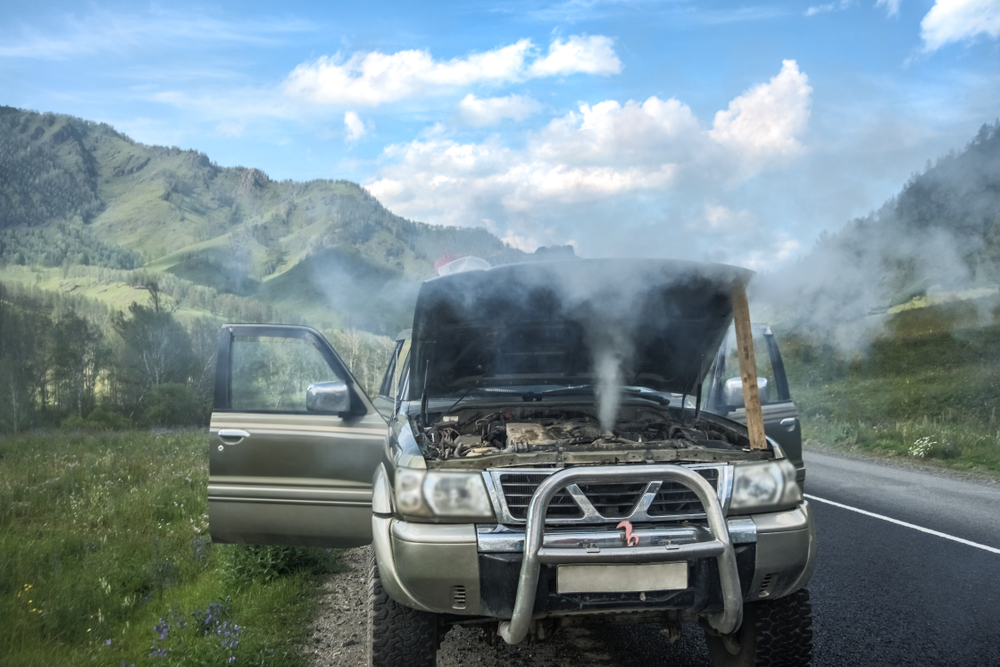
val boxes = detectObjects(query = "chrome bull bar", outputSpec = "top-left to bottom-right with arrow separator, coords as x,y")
497,464 -> 742,644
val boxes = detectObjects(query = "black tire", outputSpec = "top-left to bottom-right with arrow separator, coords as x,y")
368,551 -> 439,667
704,588 -> 813,667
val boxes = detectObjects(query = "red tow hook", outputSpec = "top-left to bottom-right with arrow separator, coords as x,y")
617,520 -> 639,547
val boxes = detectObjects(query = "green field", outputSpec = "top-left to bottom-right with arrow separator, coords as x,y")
0,430 -> 338,667
783,296 -> 1000,476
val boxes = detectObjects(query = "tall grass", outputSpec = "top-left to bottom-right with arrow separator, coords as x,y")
782,298 -> 1000,475
0,430 -> 337,666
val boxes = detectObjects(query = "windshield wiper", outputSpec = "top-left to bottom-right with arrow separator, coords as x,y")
622,387 -> 671,406
520,385 -> 594,402
439,384 -> 670,407
520,385 -> 669,406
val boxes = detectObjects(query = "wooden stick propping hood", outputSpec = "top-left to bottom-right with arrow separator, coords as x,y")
730,282 -> 768,451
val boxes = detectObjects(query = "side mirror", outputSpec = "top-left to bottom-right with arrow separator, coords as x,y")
723,377 -> 769,409
307,381 -> 351,414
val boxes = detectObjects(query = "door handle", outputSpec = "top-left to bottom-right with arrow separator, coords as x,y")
218,429 -> 250,443
779,418 -> 797,432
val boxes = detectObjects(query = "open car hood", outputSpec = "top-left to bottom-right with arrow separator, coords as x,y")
408,259 -> 753,400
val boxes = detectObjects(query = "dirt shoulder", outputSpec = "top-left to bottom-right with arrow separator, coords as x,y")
301,546 -> 712,667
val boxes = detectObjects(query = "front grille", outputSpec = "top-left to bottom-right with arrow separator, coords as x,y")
576,482 -> 647,518
499,473 -> 582,519
649,468 -> 720,516
494,466 -> 722,524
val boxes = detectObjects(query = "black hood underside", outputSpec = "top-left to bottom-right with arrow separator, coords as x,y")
409,259 -> 753,400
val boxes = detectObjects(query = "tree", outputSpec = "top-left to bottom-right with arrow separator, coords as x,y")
110,301 -> 196,418
48,311 -> 104,417
0,285 -> 51,432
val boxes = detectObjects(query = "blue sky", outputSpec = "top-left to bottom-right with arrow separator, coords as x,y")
2,0 -> 998,268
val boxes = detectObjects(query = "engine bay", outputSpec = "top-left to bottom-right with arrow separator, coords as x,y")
416,404 -> 750,460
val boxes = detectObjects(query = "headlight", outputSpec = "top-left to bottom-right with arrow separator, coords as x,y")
393,469 -> 495,520
729,459 -> 802,513
424,472 -> 494,517
395,469 -> 429,516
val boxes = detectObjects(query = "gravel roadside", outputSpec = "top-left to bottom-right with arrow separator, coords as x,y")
301,546 -> 713,667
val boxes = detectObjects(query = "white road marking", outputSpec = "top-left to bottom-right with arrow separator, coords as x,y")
805,494 -> 1000,555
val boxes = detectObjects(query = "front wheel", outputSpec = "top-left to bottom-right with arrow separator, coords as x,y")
704,588 -> 813,667
368,551 -> 440,667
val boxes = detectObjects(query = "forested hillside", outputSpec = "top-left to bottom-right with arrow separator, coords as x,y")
0,106 -> 524,331
0,106 -> 532,433
760,120 -> 1000,334
3,106 -> 998,436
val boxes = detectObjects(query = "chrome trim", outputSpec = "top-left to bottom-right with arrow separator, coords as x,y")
371,465 -> 392,516
207,484 -> 370,505
718,464 -> 734,514
476,517 -> 757,553
726,517 -> 757,544
496,465 -> 742,645
483,463 -> 731,526
564,484 -> 603,522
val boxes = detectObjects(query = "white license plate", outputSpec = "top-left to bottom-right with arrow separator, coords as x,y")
556,562 -> 689,594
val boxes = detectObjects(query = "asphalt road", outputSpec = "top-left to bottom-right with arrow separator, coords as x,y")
803,449 -> 1000,667
431,448 -> 1000,666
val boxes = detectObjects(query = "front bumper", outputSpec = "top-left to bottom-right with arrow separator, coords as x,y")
371,466 -> 816,644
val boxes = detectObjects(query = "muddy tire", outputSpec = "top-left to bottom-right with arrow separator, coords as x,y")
704,588 -> 813,667
368,551 -> 439,667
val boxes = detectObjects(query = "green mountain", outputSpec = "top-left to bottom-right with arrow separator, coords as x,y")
0,106 -> 526,333
4,105 -> 998,337
759,120 -> 1000,333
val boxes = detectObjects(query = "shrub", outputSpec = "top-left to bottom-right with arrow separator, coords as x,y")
60,405 -> 133,431
142,383 -> 207,427
222,545 -> 339,585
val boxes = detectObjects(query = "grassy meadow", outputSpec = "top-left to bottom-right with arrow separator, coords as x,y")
783,295 -> 1000,476
0,429 -> 338,667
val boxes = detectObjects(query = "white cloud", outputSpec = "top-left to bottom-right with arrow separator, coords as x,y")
216,119 -> 247,137
282,35 -> 621,107
709,60 -> 812,166
149,88 -> 293,122
366,61 -> 813,261
456,94 -> 541,126
921,0 -> 1000,51
806,3 -> 836,16
805,0 -> 852,16
344,111 -> 366,141
0,9 -> 314,60
526,35 -> 622,77
535,96 -> 702,166
875,0 -> 902,17
698,204 -> 757,233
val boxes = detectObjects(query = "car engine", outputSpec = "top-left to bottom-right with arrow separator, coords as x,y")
418,405 -> 748,460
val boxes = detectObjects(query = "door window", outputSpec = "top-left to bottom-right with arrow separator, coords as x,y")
377,337 -> 411,400
231,334 -> 344,412
706,328 -> 791,410
722,333 -> 780,403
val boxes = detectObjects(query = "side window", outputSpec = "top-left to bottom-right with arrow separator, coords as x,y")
377,344 -> 399,398
717,330 -> 789,407
393,339 -> 411,398
231,334 -> 343,412
378,338 -> 411,400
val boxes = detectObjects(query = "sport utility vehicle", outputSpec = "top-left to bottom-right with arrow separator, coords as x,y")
208,258 -> 816,667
